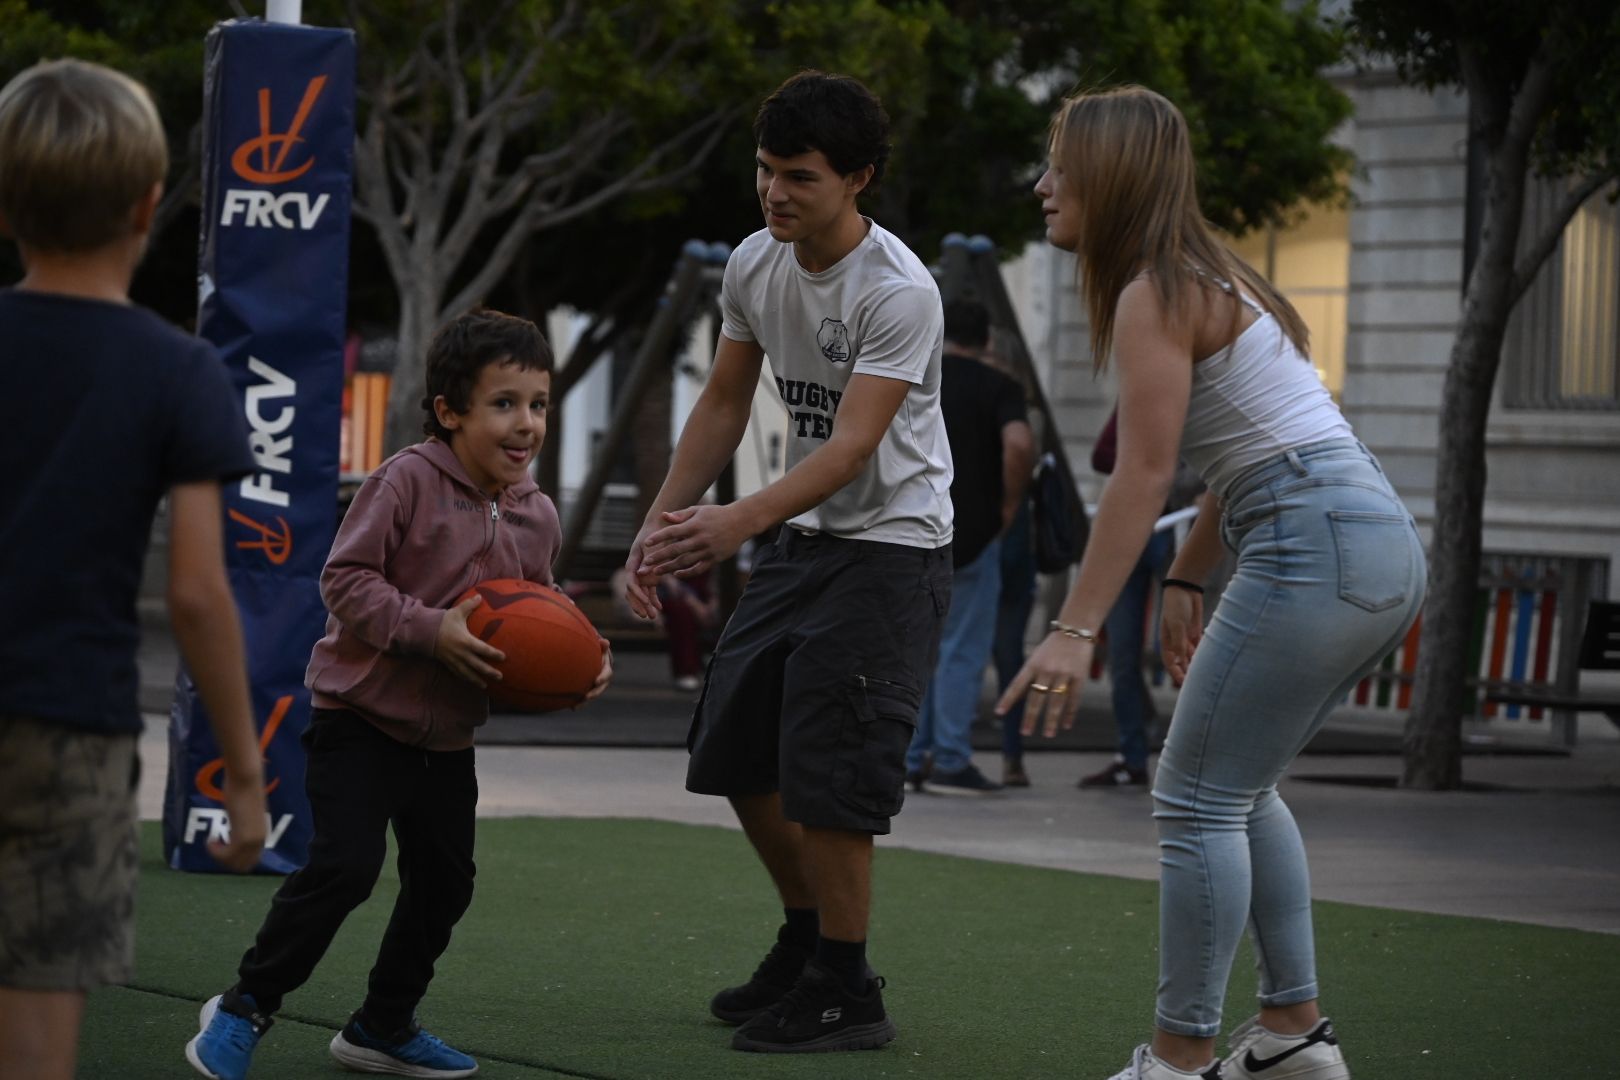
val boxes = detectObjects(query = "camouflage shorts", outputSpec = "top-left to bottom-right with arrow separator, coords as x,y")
0,715 -> 139,991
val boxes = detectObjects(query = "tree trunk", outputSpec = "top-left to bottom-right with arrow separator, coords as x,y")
1392,29 -> 1620,787
1401,81 -> 1532,787
385,287 -> 439,454
1401,319 -> 1502,787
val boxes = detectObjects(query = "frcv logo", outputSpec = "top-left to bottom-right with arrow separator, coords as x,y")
220,75 -> 332,230
185,694 -> 297,851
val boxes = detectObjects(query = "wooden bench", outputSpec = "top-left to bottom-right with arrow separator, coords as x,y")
1484,600 -> 1620,730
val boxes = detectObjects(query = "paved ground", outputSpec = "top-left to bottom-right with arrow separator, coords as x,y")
137,617 -> 1620,935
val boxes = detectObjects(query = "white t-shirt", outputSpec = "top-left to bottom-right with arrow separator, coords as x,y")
720,220 -> 953,548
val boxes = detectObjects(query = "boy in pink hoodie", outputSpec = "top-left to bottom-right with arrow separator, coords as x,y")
187,309 -> 612,1080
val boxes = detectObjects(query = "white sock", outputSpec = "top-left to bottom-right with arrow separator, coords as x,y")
1148,1049 -> 1215,1077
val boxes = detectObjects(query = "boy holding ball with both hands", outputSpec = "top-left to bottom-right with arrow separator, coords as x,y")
187,311 -> 611,1080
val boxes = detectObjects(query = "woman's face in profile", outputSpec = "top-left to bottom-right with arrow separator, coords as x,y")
1033,161 -> 1081,252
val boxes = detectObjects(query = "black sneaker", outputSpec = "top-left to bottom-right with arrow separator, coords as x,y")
709,940 -> 810,1024
1079,759 -> 1148,788
923,764 -> 1002,795
731,959 -> 897,1053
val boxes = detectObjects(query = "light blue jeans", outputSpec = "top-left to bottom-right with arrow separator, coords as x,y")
908,537 -> 1002,776
1152,441 -> 1425,1037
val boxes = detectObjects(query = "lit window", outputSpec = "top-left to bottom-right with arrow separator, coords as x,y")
1503,183 -> 1620,410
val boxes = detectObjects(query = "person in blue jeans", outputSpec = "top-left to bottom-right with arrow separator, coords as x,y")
995,497 -> 1037,786
1003,86 -> 1425,1080
907,299 -> 1035,795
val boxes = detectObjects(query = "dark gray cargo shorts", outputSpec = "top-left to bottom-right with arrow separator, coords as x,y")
685,528 -> 951,834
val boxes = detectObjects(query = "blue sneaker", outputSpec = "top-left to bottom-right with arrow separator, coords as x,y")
329,1015 -> 478,1077
185,992 -> 272,1080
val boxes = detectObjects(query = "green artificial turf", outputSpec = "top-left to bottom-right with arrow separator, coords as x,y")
80,818 -> 1616,1079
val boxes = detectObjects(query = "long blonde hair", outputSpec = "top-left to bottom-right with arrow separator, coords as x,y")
1049,86 -> 1308,370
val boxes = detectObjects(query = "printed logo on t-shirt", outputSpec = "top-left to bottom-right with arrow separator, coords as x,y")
817,317 -> 851,363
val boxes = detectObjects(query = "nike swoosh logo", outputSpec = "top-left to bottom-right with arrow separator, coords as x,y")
1244,1024 -> 1334,1072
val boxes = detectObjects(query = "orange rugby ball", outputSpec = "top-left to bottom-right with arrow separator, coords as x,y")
457,578 -> 603,712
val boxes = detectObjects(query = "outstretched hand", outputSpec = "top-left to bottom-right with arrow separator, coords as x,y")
994,632 -> 1094,739
623,525 -> 665,621
640,505 -> 750,580
435,594 -> 506,686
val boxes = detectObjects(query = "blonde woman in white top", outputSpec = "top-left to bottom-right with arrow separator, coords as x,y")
1000,86 -> 1425,1080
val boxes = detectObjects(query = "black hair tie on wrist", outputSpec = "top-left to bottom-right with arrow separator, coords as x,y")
1162,577 -> 1205,595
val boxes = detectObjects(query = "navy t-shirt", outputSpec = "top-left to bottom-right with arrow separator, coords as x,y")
0,289 -> 254,733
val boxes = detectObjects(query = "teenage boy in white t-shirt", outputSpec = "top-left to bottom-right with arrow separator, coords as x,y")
624,70 -> 953,1055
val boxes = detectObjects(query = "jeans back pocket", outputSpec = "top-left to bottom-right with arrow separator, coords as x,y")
1326,510 -> 1417,613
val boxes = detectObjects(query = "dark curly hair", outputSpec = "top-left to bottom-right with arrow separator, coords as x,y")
421,309 -> 552,440
753,70 -> 890,186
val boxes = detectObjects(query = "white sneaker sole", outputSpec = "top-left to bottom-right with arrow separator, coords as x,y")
183,996 -> 224,1079
328,1031 -> 479,1077
1227,1057 -> 1350,1080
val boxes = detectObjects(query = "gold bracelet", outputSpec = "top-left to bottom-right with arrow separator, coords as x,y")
1048,620 -> 1097,642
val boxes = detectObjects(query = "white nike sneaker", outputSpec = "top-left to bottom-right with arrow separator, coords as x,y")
1106,1044 -> 1223,1080
1222,1017 -> 1349,1079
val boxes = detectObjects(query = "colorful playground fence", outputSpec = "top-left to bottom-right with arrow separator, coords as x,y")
1351,552 -> 1609,743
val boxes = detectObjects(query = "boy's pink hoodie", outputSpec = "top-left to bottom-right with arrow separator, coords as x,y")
305,439 -> 561,750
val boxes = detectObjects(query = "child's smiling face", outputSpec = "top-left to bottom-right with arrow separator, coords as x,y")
435,359 -> 550,498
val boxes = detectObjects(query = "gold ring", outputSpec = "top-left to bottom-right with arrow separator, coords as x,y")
1030,683 -> 1050,693
1049,684 -> 1069,695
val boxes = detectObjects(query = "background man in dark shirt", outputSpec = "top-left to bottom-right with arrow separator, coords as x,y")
906,299 -> 1035,794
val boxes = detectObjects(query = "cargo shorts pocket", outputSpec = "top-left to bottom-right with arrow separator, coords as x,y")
1327,510 -> 1417,614
832,675 -> 919,818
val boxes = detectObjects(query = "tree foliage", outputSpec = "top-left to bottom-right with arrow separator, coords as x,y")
524,0 -> 1354,394
2,0 -> 1355,442
0,0 -> 226,300
1353,0 -> 1620,180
